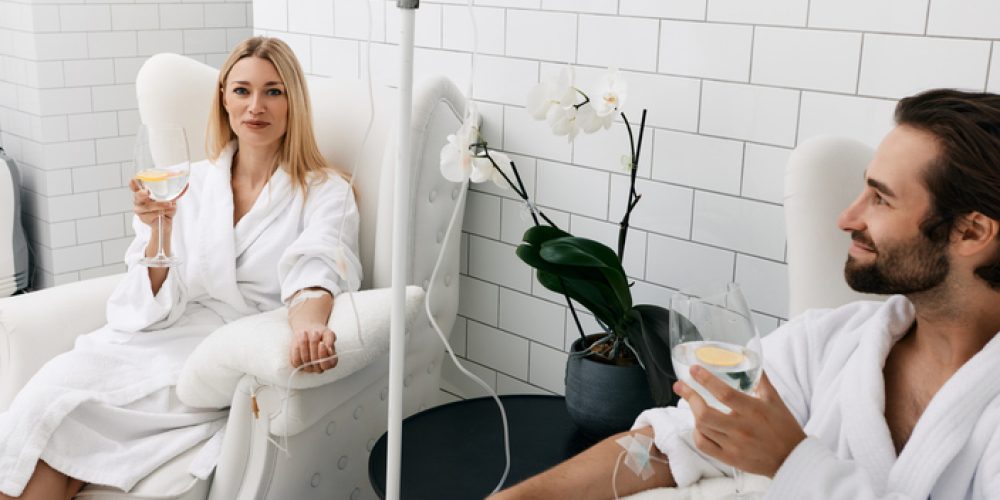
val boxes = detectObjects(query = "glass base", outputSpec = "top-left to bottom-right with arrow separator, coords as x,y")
138,255 -> 181,268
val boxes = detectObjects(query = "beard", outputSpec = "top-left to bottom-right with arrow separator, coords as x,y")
844,229 -> 950,295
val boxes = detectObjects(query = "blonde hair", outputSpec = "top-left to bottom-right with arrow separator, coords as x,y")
207,36 -> 344,197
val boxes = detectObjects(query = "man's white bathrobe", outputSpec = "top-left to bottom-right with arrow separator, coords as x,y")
635,295 -> 1000,499
0,142 -> 362,496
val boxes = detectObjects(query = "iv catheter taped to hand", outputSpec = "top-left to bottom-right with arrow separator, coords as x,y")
615,433 -> 657,480
289,289 -> 330,308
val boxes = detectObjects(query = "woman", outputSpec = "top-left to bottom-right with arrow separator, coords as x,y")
0,37 -> 361,499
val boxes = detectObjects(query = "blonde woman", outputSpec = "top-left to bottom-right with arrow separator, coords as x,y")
0,37 -> 361,499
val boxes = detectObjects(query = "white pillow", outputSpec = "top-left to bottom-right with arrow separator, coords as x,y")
177,286 -> 425,409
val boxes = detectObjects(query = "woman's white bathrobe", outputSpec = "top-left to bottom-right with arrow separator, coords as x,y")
635,295 -> 1000,499
0,143 -> 362,496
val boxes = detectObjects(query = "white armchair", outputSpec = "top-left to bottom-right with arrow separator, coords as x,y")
0,53 -> 469,500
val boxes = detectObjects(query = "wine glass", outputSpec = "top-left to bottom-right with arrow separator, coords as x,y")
133,123 -> 190,268
669,283 -> 763,500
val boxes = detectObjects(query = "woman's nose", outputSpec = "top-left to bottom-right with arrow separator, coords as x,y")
248,93 -> 264,114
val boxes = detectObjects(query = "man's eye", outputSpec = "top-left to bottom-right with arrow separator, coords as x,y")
873,192 -> 886,206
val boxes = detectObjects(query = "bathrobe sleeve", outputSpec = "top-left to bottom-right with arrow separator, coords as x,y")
633,303 -> 878,488
277,174 -> 362,304
105,215 -> 188,332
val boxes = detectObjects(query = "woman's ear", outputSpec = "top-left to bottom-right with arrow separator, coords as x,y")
953,212 -> 1000,257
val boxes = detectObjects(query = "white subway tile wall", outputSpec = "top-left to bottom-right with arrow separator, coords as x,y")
6,0 -> 1000,398
0,0 -> 252,283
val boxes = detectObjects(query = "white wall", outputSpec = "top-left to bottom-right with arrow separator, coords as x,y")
254,0 -> 1000,399
0,0 -> 252,289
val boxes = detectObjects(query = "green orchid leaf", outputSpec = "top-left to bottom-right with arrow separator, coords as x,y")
521,225 -> 571,246
627,305 -> 702,406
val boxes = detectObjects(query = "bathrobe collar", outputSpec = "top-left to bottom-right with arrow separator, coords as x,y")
840,295 -> 1000,498
198,141 -> 293,315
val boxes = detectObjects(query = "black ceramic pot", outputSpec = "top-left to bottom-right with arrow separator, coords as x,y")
564,334 -> 655,439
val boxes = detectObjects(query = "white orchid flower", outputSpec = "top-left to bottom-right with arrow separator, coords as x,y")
526,66 -> 577,120
588,68 -> 628,130
440,102 -> 512,186
547,104 -> 580,141
488,151 -> 513,189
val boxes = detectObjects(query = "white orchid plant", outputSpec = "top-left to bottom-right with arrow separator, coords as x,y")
440,67 -> 676,406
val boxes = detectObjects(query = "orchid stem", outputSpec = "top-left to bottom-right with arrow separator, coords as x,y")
616,109 -> 647,263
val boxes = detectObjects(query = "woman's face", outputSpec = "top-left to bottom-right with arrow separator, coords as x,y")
222,56 -> 289,151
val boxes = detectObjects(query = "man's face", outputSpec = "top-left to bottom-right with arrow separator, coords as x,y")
836,125 -> 951,295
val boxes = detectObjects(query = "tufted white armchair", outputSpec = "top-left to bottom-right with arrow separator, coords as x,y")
0,53 -> 468,499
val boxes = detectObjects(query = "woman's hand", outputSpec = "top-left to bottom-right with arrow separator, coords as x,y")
290,322 -> 338,373
674,367 -> 806,477
129,178 -> 187,231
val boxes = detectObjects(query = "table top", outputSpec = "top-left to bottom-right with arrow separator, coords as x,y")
369,394 -> 596,499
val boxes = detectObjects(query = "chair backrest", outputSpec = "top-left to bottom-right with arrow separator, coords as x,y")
784,135 -> 885,318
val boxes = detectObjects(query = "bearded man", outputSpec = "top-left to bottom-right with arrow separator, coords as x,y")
491,88 -> 1000,500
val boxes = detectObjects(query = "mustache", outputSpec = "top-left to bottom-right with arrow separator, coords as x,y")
851,230 -> 876,250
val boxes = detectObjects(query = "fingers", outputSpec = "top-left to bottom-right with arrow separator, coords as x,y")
290,335 -> 304,368
675,380 -> 730,436
756,371 -> 778,402
320,329 -> 338,370
308,331 -> 321,371
691,365 -> 753,413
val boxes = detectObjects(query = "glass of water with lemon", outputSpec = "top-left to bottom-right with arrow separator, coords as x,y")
670,283 -> 763,499
133,124 -> 190,267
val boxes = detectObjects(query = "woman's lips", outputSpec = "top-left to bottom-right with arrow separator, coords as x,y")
244,120 -> 269,129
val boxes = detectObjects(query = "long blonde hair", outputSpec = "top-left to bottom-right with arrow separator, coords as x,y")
207,36 -> 343,196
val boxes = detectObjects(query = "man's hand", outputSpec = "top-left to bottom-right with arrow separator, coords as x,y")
674,367 -> 806,477
290,322 -> 338,373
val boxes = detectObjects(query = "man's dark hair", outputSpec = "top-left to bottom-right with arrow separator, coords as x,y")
895,88 -> 1000,288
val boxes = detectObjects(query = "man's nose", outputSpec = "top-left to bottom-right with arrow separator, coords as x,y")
837,194 -> 865,233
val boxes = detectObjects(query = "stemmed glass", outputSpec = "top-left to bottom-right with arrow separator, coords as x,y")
669,283 -> 764,500
133,123 -> 190,268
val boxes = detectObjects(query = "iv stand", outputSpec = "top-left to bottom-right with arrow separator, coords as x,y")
388,1 -> 418,499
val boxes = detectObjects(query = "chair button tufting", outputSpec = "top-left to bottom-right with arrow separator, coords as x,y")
351,488 -> 362,500
325,420 -> 337,436
338,456 -> 349,470
311,473 -> 321,487
353,406 -> 364,420
429,189 -> 437,202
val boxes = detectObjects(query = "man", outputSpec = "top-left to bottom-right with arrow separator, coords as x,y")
491,89 -> 1000,500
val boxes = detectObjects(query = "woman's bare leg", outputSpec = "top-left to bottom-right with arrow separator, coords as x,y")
488,427 -> 675,500
0,460 -> 85,500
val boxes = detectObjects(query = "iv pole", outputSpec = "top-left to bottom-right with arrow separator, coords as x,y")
388,1 -> 418,499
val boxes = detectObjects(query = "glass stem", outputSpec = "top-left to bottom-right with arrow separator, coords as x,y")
156,212 -> 166,259
733,466 -> 745,496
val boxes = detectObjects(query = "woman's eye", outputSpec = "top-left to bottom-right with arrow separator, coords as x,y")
267,88 -> 284,96
233,87 -> 248,95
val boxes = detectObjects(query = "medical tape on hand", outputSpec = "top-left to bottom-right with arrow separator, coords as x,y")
289,289 -> 329,309
615,433 -> 656,481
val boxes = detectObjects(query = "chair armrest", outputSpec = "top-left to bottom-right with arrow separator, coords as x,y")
0,274 -> 123,411
177,286 -> 425,410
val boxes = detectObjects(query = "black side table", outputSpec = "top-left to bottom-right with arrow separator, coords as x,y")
369,394 -> 597,499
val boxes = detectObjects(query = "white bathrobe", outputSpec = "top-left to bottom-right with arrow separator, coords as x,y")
634,295 -> 1000,499
0,142 -> 362,496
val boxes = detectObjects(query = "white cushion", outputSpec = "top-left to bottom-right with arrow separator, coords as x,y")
176,286 -> 424,409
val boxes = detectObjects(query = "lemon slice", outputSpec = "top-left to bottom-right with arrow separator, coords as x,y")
695,345 -> 745,367
135,169 -> 169,182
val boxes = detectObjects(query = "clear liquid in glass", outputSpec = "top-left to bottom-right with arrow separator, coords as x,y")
672,340 -> 762,413
135,167 -> 189,201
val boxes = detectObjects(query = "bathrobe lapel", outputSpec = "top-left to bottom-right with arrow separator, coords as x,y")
838,297 -> 915,492
232,167 -> 293,259
887,331 -> 1000,498
197,144 -> 250,313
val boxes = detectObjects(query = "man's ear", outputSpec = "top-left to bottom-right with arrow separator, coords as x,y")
953,212 -> 1000,256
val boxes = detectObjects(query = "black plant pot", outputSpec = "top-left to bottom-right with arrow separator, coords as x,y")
564,335 -> 655,440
